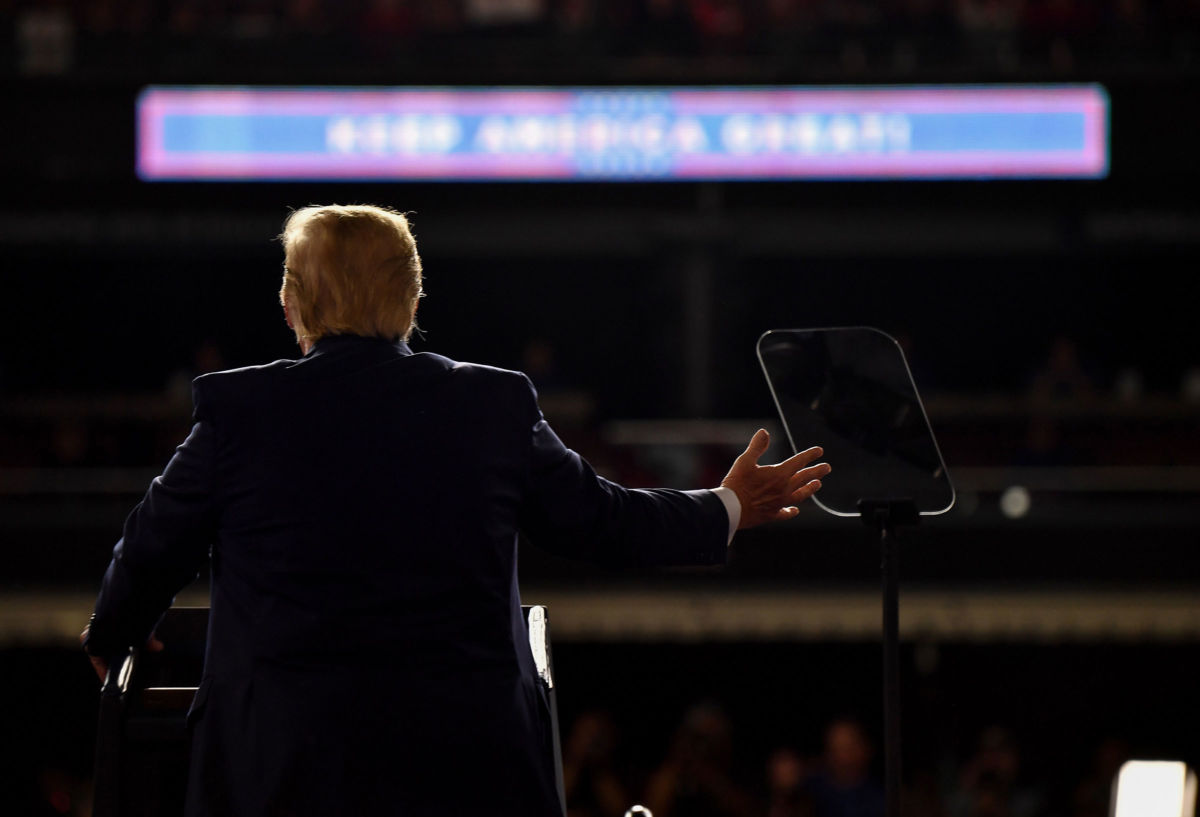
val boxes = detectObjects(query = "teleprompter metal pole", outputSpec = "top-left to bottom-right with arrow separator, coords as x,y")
881,521 -> 901,817
859,499 -> 918,817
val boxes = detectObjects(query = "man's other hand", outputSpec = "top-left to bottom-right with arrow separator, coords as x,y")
720,429 -> 830,530
80,625 -> 164,683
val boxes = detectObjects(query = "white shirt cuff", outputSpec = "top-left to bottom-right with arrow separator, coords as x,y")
711,486 -> 741,546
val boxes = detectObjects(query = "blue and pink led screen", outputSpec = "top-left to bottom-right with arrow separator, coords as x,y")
138,85 -> 1109,182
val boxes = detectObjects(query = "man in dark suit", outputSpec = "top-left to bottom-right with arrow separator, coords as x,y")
83,204 -> 830,817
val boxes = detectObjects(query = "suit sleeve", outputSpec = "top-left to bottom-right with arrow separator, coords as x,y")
83,380 -> 219,656
515,375 -> 728,569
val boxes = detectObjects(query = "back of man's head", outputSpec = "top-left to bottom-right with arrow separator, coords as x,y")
279,204 -> 423,344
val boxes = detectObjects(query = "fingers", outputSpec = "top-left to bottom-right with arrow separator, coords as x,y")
774,459 -> 828,510
735,429 -> 771,467
90,655 -> 108,683
778,445 -> 824,471
790,479 -> 823,502
724,434 -> 829,529
80,626 -> 106,683
739,434 -> 825,476
772,506 -> 800,522
770,479 -> 822,518
147,634 -> 165,652
750,479 -> 824,527
787,462 -> 831,488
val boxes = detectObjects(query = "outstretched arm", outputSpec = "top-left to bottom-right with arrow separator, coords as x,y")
82,386 -> 218,679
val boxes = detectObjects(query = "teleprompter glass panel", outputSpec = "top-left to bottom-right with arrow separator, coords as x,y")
758,327 -> 954,517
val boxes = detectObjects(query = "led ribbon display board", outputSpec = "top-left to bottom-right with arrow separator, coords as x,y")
138,85 -> 1109,181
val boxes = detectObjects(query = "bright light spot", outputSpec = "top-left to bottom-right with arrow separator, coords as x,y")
999,485 -> 1031,519
1113,761 -> 1197,817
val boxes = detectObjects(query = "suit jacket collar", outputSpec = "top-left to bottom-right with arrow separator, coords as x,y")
307,334 -> 413,359
286,334 -> 452,386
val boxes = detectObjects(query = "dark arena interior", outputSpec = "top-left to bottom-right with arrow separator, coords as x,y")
3,2 -> 1200,816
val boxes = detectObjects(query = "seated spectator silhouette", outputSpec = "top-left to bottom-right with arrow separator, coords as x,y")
802,717 -> 884,817
948,726 -> 1046,817
1028,336 -> 1097,403
563,710 -> 631,817
765,746 -> 815,817
643,701 -> 758,817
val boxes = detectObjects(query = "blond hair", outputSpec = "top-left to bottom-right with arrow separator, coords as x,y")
279,204 -> 423,343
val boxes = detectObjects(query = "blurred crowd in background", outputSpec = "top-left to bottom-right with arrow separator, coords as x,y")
8,0 -> 1200,79
2,331 -> 1197,481
559,706 -> 1127,817
12,695 -> 1136,817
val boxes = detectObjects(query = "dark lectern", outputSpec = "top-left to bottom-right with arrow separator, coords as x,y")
92,605 -> 566,817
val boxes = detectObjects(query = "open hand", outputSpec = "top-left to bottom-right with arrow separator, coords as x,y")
720,429 -> 830,530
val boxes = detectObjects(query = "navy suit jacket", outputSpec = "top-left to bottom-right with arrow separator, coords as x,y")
86,335 -> 729,817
